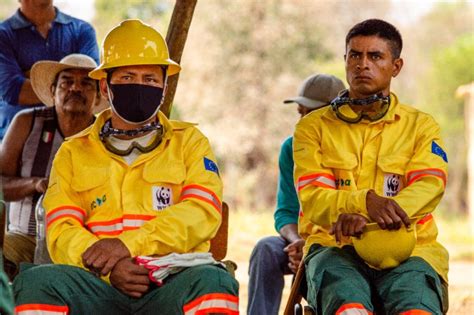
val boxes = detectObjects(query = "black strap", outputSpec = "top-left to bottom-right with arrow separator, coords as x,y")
31,108 -> 57,178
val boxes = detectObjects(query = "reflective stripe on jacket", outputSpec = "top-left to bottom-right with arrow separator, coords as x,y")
43,110 -> 223,271
294,93 -> 449,282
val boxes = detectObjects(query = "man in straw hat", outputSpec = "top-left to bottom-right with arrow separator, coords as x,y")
13,19 -> 238,314
247,74 -> 344,315
0,53 -> 105,280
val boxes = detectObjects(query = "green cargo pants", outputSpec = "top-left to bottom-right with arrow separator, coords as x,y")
13,263 -> 239,314
305,244 -> 447,315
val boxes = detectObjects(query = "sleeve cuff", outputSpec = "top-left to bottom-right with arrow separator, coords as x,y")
118,230 -> 144,257
346,189 -> 370,219
275,214 -> 299,232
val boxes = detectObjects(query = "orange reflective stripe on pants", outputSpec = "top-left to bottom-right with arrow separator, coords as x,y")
15,304 -> 68,315
399,310 -> 432,315
335,303 -> 373,315
183,293 -> 239,315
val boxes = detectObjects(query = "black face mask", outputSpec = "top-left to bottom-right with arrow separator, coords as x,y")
107,84 -> 164,124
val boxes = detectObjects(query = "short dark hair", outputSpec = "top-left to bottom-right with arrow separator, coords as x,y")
345,19 -> 403,59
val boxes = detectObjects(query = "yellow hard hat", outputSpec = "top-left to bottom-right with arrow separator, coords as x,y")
352,223 -> 417,269
89,19 -> 181,80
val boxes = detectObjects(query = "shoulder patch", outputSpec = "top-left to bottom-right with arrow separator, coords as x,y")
204,157 -> 219,175
431,141 -> 448,163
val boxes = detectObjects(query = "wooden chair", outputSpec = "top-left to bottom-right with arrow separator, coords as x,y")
209,202 -> 229,261
284,261 -> 315,315
209,202 -> 237,276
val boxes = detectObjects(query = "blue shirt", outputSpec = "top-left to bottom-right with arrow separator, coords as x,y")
0,8 -> 99,139
274,136 -> 300,232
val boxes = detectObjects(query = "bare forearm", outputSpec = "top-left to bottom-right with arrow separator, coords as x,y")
2,176 -> 42,201
18,80 -> 41,105
279,223 -> 301,243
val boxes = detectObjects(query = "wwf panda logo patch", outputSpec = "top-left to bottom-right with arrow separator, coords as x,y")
383,174 -> 404,197
152,186 -> 173,211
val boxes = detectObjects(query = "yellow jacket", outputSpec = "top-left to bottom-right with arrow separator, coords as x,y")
44,110 -> 223,270
294,93 -> 449,282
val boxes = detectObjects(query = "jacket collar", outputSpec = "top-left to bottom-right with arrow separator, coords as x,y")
9,7 -> 72,30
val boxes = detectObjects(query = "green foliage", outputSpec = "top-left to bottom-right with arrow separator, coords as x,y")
427,33 -> 474,131
411,2 -> 474,216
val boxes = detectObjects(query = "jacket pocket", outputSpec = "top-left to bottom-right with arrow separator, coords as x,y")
377,155 -> 410,197
321,151 -> 357,170
321,151 -> 357,190
377,155 -> 410,175
143,160 -> 186,211
142,160 -> 186,184
71,167 -> 109,192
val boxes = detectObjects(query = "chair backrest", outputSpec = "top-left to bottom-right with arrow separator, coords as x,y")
209,202 -> 228,261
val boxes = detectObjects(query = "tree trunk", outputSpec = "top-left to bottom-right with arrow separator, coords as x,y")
457,83 -> 474,230
161,0 -> 198,118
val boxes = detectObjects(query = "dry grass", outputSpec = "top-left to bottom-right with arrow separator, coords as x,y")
226,208 -> 474,314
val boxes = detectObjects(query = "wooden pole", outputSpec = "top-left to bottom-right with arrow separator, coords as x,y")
457,83 -> 474,233
161,0 -> 198,118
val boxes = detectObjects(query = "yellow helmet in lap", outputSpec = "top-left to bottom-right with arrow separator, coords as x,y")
89,19 -> 181,80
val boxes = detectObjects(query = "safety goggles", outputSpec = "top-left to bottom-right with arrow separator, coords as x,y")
331,91 -> 391,123
99,119 -> 164,156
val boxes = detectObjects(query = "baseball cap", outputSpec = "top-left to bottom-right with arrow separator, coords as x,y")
284,74 -> 345,109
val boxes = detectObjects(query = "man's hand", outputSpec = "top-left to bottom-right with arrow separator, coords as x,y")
366,190 -> 410,230
110,258 -> 150,298
82,238 -> 131,276
330,213 -> 368,244
283,238 -> 305,273
35,177 -> 48,194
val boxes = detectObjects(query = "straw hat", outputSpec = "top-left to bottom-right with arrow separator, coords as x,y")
31,54 -> 108,110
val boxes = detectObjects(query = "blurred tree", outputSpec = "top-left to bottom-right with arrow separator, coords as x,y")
176,0 -> 390,210
410,1 -> 474,216
398,0 -> 474,106
421,33 -> 474,215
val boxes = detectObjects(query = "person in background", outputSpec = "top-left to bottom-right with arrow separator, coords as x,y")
247,74 -> 345,315
294,19 -> 449,314
0,54 -> 105,279
13,19 -> 238,314
0,0 -> 99,140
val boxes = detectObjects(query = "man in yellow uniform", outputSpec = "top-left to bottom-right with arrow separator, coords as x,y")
13,19 -> 238,315
294,19 -> 448,314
